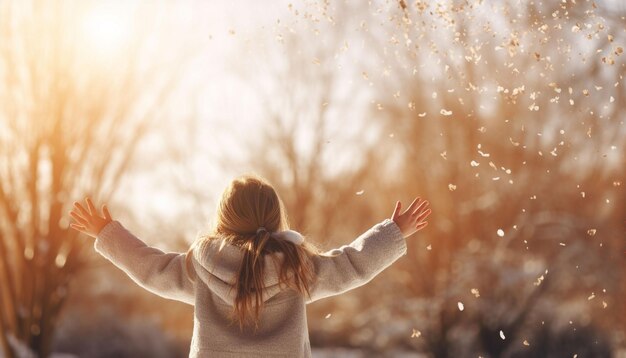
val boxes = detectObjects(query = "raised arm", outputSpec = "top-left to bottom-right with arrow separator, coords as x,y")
305,197 -> 430,304
69,198 -> 196,305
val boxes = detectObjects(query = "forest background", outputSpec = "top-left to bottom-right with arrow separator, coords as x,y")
0,0 -> 624,357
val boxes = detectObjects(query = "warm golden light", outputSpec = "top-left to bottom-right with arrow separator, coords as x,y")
80,4 -> 130,55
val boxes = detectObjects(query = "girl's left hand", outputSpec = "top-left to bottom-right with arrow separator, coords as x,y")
69,197 -> 113,238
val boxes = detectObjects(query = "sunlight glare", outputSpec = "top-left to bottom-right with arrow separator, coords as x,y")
80,4 -> 131,55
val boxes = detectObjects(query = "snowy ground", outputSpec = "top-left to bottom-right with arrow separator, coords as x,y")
311,348 -> 427,358
2,347 -> 424,358
1,350 -> 423,358
2,349 -> 626,357
311,349 -> 626,358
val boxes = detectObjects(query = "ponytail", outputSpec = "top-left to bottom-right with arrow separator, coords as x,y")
233,230 -> 272,331
232,229 -> 317,332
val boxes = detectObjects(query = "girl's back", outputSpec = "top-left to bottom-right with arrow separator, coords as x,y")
70,175 -> 431,357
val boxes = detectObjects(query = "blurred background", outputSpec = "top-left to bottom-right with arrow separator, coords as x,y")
0,0 -> 624,357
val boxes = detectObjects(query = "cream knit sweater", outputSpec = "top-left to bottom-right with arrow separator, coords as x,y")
95,218 -> 407,357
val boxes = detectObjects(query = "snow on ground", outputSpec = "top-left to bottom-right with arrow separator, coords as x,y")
311,348 -> 427,358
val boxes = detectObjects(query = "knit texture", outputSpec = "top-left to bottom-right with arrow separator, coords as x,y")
95,218 -> 407,357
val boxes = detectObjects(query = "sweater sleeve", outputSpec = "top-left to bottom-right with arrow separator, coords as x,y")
305,219 -> 407,304
94,221 -> 196,306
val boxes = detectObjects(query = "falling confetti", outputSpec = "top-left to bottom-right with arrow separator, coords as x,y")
283,0 -> 622,342
411,329 -> 421,338
471,288 -> 480,298
534,274 -> 545,286
500,330 -> 506,340
324,313 -> 332,319
356,190 -> 364,195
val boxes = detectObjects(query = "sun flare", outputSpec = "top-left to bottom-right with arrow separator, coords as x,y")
80,4 -> 131,55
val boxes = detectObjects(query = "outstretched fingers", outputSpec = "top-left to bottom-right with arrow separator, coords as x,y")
68,197 -> 113,238
70,211 -> 89,226
414,208 -> 431,223
404,197 -> 421,214
411,200 -> 429,217
391,196 -> 432,238
410,201 -> 431,231
392,201 -> 402,219
102,205 -> 112,221
70,223 -> 87,232
74,202 -> 91,218
86,197 -> 97,215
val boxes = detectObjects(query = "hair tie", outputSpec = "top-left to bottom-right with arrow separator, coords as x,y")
255,227 -> 304,245
270,230 -> 304,246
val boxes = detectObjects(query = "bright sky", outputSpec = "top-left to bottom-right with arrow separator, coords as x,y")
91,0 -> 385,242
97,0 -> 304,240
77,0 -> 625,244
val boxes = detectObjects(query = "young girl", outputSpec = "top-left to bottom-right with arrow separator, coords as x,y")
69,175 -> 431,358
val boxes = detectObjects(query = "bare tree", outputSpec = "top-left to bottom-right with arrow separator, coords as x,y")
366,0 -> 625,354
0,1 -> 197,356
224,1 -> 388,239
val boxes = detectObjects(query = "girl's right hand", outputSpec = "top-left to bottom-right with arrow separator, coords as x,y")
391,197 -> 431,239
69,197 -> 113,238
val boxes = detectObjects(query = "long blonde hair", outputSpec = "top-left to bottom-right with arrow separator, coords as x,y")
188,175 -> 319,331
